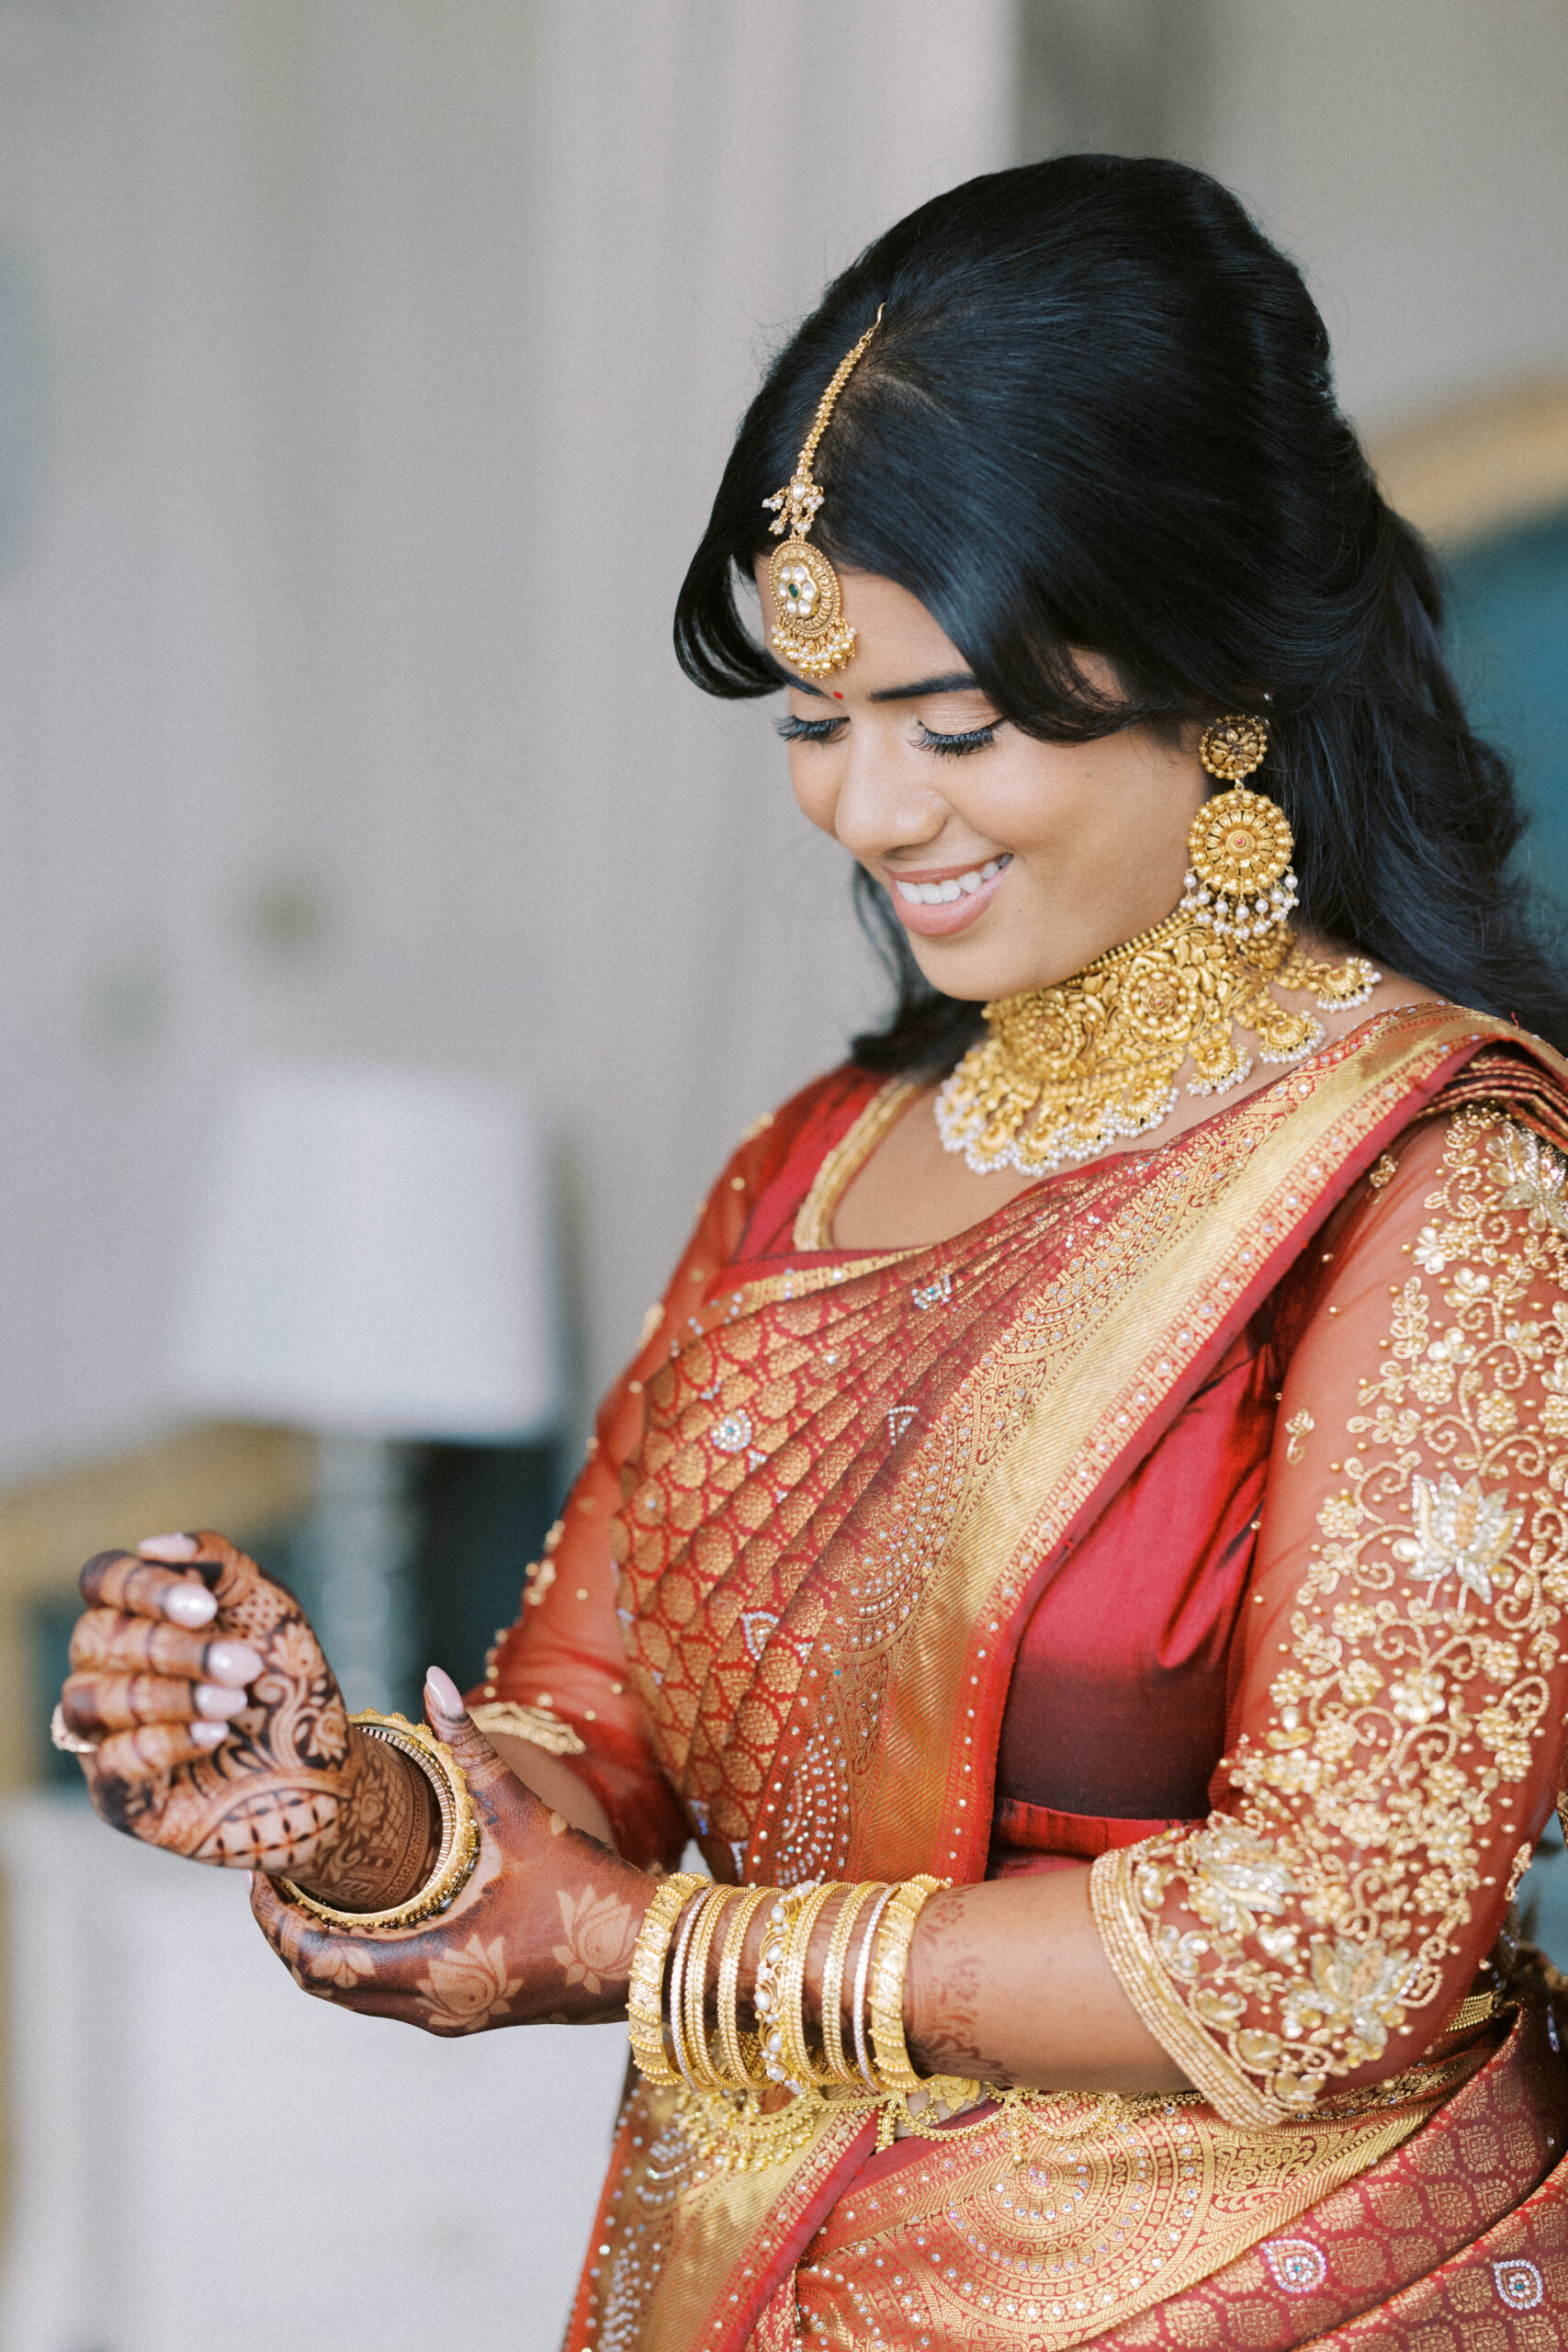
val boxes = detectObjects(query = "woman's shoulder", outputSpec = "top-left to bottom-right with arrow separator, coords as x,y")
723,1062 -> 885,1188
1274,1069 -> 1568,1357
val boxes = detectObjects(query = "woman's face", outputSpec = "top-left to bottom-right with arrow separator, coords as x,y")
756,564 -> 1209,1003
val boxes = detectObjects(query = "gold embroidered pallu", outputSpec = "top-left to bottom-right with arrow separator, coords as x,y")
568,1008 -> 1568,2352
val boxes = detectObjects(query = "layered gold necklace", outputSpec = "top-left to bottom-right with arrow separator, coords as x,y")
935,717 -> 1379,1175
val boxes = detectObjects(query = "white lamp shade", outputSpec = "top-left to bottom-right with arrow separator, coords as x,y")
167,1063 -> 556,1439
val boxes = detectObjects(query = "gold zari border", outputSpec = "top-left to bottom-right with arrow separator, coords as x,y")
1090,1842 -> 1277,2125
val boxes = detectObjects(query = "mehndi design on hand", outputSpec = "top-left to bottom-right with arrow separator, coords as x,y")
64,1531 -> 437,1902
250,1672 -> 653,2036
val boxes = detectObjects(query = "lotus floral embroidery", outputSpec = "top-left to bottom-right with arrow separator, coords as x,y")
1491,1124 -> 1568,1239
414,1932 -> 524,2031
1393,1471 -> 1523,1605
552,1885 -> 638,1994
1103,1110 -> 1568,2123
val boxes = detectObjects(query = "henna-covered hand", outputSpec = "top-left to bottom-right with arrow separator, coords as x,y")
62,1531 -> 437,1906
251,1668 -> 656,2034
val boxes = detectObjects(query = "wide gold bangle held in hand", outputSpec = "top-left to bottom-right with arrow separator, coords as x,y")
280,1711 -> 479,1933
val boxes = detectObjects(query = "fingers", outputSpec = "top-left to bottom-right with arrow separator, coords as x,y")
94,1720 -> 228,1778
62,1669 -> 250,1736
176,1530 -> 273,1614
156,1530 -> 299,1648
423,1666 -> 512,1798
68,1609 -> 262,1685
251,1872 -> 413,2012
79,1551 -> 217,1628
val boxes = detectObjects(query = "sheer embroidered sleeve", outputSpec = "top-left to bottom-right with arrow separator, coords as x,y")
1091,1104 -> 1568,2126
469,1080 -> 846,1871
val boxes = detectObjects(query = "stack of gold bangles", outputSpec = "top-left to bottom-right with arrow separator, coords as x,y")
627,1872 -> 981,2167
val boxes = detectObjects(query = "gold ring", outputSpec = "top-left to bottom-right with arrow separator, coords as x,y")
50,1702 -> 100,1756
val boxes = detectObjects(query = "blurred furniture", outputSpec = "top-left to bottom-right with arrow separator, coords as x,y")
0,1794 -> 624,2352
166,1064 -> 555,1710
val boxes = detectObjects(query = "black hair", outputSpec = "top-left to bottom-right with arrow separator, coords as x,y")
674,153 -> 1568,1070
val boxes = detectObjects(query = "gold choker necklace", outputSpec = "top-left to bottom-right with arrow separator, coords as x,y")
934,715 -> 1379,1175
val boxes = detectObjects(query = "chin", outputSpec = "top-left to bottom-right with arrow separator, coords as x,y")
911,941 -> 1069,1003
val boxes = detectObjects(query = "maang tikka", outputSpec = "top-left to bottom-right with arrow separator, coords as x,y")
936,713 -> 1381,1175
763,307 -> 883,677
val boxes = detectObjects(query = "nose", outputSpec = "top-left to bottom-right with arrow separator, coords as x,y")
829,732 -> 946,863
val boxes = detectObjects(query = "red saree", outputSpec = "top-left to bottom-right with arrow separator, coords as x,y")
475,1005 -> 1568,2349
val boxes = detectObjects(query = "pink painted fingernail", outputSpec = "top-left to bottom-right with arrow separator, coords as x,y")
205,1641 -> 263,1686
190,1720 -> 227,1748
163,1584 -> 218,1629
424,1664 -> 466,1719
195,1682 -> 248,1719
139,1533 -> 198,1561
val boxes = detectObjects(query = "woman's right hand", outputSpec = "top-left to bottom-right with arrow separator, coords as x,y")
59,1530 -> 409,1889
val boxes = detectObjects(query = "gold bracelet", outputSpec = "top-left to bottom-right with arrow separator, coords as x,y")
666,1878 -> 712,2088
851,1883 -> 899,2090
754,1883 -> 818,2089
627,1871 -> 706,2086
868,1874 -> 947,2095
820,1882 -> 882,2086
778,1880 -> 837,2090
682,1883 -> 735,2089
715,1884 -> 772,2089
279,1711 -> 479,1933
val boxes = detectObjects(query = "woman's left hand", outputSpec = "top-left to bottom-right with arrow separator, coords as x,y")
251,1668 -> 655,2033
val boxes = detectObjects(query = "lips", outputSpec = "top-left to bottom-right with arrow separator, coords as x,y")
885,853 -> 1011,937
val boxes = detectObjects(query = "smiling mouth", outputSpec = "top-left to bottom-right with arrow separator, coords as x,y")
893,854 -> 1011,906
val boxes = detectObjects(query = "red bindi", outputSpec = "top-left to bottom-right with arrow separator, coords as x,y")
832,690 -> 843,699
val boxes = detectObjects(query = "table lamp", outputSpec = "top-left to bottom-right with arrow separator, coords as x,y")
165,1063 -> 555,1709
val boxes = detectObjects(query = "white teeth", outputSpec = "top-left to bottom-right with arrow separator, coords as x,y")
894,854 -> 1010,907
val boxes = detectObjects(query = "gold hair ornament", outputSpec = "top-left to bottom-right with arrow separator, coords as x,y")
763,307 -> 883,677
936,714 -> 1380,1174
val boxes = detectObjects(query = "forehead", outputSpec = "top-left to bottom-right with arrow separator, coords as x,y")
751,559 -> 969,696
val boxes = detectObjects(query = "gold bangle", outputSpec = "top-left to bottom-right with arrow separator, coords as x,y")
820,1881 -> 882,2086
778,1880 -> 837,2090
279,1711 -> 479,1933
666,1878 -> 712,2088
50,1702 -> 99,1756
715,1884 -> 772,2089
682,1883 -> 735,2089
868,1874 -> 947,2095
754,1883 -> 818,2089
851,1883 -> 899,2090
627,1871 -> 706,2087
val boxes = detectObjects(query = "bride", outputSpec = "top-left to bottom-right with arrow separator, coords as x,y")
58,155 -> 1568,2347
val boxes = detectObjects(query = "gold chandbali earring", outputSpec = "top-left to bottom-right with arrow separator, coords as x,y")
935,714 -> 1380,1175
763,306 -> 883,677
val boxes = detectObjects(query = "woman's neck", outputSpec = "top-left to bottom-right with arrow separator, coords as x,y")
831,938 -> 1444,1253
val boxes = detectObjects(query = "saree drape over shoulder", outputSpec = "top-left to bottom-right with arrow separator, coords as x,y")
477,1006 -> 1568,2350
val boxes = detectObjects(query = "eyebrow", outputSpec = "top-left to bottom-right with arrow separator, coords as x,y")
790,669 -> 983,703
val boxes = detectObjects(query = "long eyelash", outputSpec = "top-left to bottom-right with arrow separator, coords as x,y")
775,713 -> 846,743
917,720 -> 998,757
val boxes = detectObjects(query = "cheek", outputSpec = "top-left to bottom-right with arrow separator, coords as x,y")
967,742 -> 1119,855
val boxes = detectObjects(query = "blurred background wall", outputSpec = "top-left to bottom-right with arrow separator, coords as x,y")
0,4 -> 1564,2346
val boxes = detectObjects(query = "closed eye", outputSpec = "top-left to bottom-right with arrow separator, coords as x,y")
775,713 -> 847,745
916,720 -> 998,757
